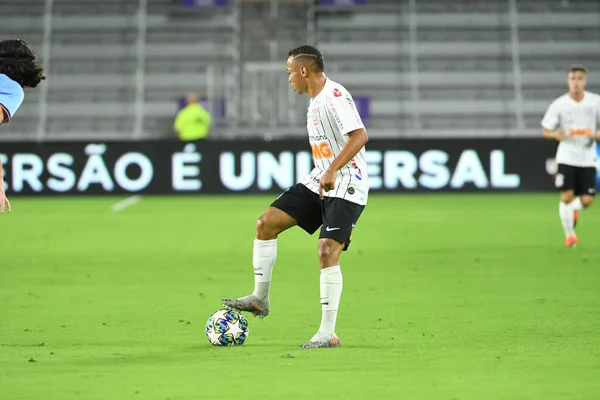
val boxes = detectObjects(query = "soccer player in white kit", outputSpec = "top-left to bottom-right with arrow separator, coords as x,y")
541,65 -> 600,247
223,45 -> 369,348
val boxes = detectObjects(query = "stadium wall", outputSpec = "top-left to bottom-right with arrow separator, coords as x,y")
2,138 -> 597,195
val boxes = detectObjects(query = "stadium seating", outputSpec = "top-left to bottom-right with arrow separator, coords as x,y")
2,0 -> 235,139
516,1 -> 600,129
0,0 -> 598,140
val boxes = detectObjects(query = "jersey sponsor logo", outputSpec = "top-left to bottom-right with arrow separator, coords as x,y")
568,128 -> 592,137
309,134 -> 328,141
327,96 -> 344,131
351,158 -> 363,180
311,105 -> 320,126
346,97 -> 363,126
354,169 -> 363,180
311,141 -> 333,160
333,88 -> 342,97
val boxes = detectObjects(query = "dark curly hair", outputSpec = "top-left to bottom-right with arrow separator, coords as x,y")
0,39 -> 45,88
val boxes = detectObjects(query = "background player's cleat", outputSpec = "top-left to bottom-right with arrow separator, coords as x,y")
565,235 -> 578,248
221,295 -> 270,319
574,210 -> 579,227
299,333 -> 341,349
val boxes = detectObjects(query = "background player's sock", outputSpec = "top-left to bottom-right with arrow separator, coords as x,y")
251,239 -> 277,301
317,265 -> 343,337
559,201 -> 575,237
572,197 -> 583,211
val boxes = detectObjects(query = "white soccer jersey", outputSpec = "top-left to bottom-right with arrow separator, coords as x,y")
541,91 -> 600,168
301,77 -> 369,205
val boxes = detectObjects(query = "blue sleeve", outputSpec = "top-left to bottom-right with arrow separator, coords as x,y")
0,74 -> 25,123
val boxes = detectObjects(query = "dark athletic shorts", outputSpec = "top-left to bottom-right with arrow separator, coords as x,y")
270,183 -> 365,251
555,164 -> 597,196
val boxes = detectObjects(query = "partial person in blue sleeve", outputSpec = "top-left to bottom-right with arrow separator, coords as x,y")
0,39 -> 45,214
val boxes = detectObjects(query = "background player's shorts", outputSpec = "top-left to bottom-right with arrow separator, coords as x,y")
270,183 -> 365,251
555,163 -> 597,196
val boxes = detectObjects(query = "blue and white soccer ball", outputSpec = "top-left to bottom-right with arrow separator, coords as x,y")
205,309 -> 249,346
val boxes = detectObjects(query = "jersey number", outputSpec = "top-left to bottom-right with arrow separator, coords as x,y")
312,142 -> 333,159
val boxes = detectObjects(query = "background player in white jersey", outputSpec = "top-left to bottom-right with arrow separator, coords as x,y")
223,45 -> 369,348
0,39 -> 46,214
541,65 -> 600,247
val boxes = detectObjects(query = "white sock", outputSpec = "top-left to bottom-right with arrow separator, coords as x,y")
251,239 -> 277,301
559,201 -> 575,237
317,265 -> 343,338
572,197 -> 583,211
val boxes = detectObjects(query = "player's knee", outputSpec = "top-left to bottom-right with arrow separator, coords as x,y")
256,214 -> 277,240
317,244 -> 335,267
560,191 -> 575,203
318,239 -> 341,268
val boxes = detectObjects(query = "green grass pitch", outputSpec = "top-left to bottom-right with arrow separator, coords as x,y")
1,194 -> 599,399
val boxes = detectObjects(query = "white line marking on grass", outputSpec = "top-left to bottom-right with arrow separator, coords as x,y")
111,195 -> 141,212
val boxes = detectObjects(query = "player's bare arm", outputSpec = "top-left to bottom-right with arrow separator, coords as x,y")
0,160 -> 10,214
543,127 -> 564,141
596,111 -> 600,140
319,128 -> 368,198
596,104 -> 600,140
0,106 -> 9,213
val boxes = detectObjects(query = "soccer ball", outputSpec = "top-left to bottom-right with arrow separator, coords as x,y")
205,309 -> 249,346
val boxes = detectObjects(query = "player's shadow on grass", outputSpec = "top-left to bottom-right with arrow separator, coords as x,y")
71,344 -> 285,365
184,341 -> 292,351
70,352 -> 183,366
185,342 -> 393,351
